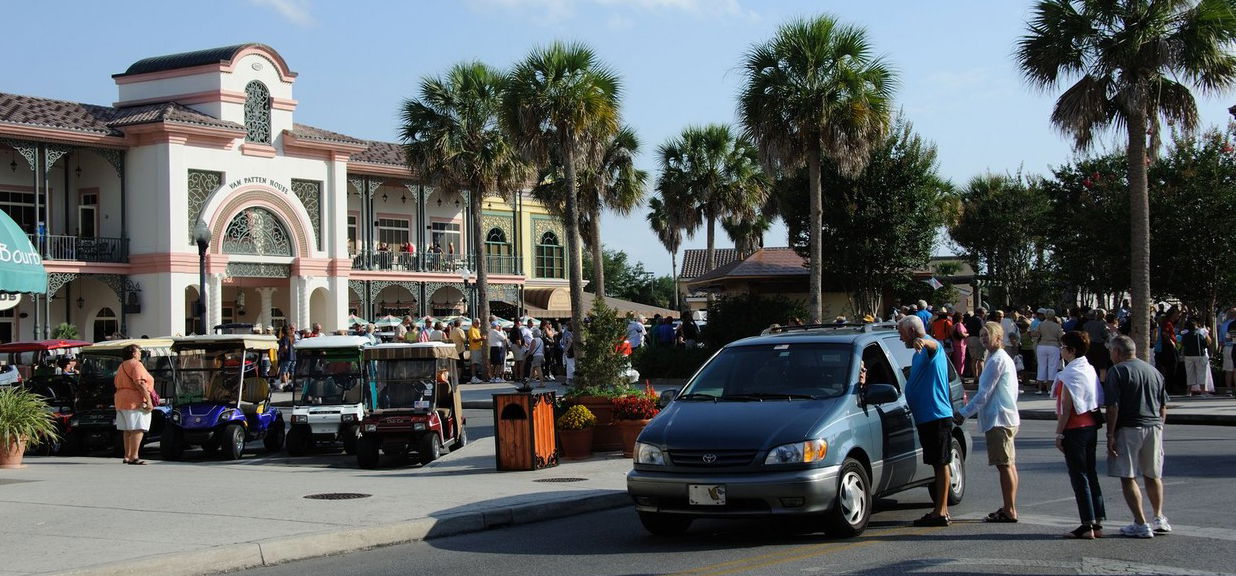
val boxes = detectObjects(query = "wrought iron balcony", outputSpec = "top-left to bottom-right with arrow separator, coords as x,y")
29,234 -> 129,263
348,251 -> 523,276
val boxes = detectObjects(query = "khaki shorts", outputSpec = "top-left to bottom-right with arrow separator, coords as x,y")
1108,426 -> 1164,479
985,426 -> 1017,466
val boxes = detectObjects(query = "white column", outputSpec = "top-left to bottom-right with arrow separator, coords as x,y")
209,273 -> 225,332
256,287 -> 277,331
298,276 -> 315,328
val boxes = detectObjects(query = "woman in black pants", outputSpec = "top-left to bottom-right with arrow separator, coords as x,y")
1053,331 -> 1105,539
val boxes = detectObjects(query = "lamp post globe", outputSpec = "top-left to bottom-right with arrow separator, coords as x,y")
193,219 -> 212,335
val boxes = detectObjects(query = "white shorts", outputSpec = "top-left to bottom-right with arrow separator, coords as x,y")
1108,426 -> 1163,479
115,409 -> 152,431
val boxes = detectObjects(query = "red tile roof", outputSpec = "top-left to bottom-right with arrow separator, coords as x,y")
0,92 -> 244,136
679,248 -> 739,279
688,248 -> 807,285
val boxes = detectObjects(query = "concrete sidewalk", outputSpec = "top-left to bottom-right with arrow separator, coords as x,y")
6,380 -> 1233,576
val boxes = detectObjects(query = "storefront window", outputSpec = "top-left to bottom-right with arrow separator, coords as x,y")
535,231 -> 564,279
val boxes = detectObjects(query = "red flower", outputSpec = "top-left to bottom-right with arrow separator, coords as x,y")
1223,144 -> 1233,154
613,393 -> 660,420
1082,178 -> 1093,189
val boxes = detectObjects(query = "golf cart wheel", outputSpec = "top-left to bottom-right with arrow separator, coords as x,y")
356,435 -> 380,469
453,426 -> 467,450
160,427 -> 184,461
417,433 -> 442,465
286,426 -> 311,456
342,424 -> 360,455
638,511 -> 692,536
222,423 -> 245,460
823,458 -> 871,538
263,416 -> 285,452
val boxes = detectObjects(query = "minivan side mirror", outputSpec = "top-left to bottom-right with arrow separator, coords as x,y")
862,383 -> 898,405
658,389 -> 677,408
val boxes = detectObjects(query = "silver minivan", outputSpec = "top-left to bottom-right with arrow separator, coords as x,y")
626,324 -> 970,536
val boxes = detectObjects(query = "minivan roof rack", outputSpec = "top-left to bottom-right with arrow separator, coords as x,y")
768,321 -> 897,334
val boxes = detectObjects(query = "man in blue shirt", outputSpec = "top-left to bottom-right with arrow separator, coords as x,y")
900,314 -> 955,527
915,300 -> 933,328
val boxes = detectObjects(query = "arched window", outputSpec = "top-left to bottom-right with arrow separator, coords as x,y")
222,207 -> 291,256
93,307 -> 119,342
535,231 -> 564,279
485,227 -> 512,274
244,81 -> 272,144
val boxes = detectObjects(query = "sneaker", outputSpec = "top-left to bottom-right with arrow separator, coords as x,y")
470,377 -> 481,384
547,374 -> 556,381
1120,523 -> 1154,538
1152,516 -> 1172,533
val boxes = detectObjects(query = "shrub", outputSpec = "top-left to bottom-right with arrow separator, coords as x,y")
631,345 -> 713,379
612,391 -> 660,421
0,386 -> 60,448
703,293 -> 808,349
555,404 -> 596,430
570,296 -> 634,397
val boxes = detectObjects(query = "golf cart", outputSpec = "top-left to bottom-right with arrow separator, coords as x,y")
162,335 -> 285,460
69,338 -> 177,455
21,372 -> 79,456
356,342 -> 466,468
0,339 -> 92,382
286,335 -> 371,456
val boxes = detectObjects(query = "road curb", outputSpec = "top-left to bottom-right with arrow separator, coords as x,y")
1018,409 -> 1235,426
50,491 -> 630,576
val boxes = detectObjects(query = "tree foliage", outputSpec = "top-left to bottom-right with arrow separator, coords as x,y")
582,249 -> 675,309
1040,153 -> 1131,306
949,173 -> 1051,307
781,117 -> 950,317
703,293 -> 807,349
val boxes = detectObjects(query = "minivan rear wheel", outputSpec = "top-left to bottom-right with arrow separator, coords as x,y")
638,511 -> 692,536
927,436 -> 966,506
824,458 -> 871,538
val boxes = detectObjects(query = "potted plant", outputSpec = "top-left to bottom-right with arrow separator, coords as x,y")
565,297 -> 638,451
0,386 -> 60,469
612,388 -> 660,458
555,404 -> 596,460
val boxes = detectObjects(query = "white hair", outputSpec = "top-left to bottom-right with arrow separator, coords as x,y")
898,315 -> 926,337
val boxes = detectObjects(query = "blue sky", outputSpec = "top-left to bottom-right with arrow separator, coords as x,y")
8,0 -> 1233,276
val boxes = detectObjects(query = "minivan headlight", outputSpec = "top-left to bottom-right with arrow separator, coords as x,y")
634,443 -> 665,465
764,439 -> 827,465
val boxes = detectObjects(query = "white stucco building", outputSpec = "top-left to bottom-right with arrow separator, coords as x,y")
0,43 -> 570,341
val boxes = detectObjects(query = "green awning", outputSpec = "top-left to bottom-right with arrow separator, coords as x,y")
0,209 -> 46,294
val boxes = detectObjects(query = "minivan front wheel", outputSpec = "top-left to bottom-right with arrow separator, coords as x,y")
638,511 -> 692,536
824,458 -> 871,538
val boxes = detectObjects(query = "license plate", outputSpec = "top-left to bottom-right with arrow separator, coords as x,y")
688,484 -> 726,506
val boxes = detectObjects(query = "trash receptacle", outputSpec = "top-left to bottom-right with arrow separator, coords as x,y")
493,392 -> 558,471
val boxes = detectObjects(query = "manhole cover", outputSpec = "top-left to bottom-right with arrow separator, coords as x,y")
534,477 -> 587,483
303,492 -> 372,500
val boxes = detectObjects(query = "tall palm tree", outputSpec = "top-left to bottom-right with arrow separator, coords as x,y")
646,195 -> 684,310
1017,0 -> 1236,357
533,126 -> 647,298
739,15 -> 896,323
655,124 -> 768,275
503,41 -> 621,339
400,62 -> 527,329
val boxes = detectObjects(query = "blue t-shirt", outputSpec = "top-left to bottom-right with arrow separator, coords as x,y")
905,338 -> 953,423
915,309 -> 933,328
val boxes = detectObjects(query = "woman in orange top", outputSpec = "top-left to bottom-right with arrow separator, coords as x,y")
113,343 -> 155,465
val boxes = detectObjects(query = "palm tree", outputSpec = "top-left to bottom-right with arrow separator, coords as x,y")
739,15 -> 896,323
1017,0 -> 1236,357
503,41 -> 621,339
532,126 -> 646,298
646,195 -> 684,310
655,124 -> 768,275
400,62 -> 528,329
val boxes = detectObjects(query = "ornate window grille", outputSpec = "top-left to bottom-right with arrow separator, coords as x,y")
535,231 -> 564,279
222,207 -> 291,256
244,81 -> 272,144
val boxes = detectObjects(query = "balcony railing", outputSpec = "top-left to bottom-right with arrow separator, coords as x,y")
350,251 -> 523,276
29,234 -> 129,263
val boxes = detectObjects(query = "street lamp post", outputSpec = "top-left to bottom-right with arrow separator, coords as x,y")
458,267 -> 474,320
193,219 -> 212,335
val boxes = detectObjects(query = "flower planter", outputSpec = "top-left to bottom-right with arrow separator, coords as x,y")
574,396 -> 622,452
0,436 -> 27,469
557,427 -> 594,460
617,418 -> 650,458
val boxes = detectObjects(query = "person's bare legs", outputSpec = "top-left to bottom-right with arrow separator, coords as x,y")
998,463 -> 1018,518
933,463 -> 951,518
1121,477 -> 1147,524
1145,477 -> 1164,518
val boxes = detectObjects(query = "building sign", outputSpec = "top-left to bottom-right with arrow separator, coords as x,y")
227,176 -> 290,194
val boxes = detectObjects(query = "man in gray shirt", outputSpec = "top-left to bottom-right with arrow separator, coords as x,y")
1103,335 -> 1170,539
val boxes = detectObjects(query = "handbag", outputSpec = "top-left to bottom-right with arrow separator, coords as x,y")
1014,354 -> 1025,371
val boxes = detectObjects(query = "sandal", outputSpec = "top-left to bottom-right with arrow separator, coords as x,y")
984,508 -> 1018,523
125,459 -> 148,465
1064,525 -> 1094,539
912,513 -> 951,527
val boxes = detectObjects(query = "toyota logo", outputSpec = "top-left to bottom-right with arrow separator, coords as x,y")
702,454 -> 717,463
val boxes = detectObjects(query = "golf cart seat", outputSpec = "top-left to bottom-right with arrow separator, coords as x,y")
341,380 -> 363,404
240,377 -> 269,415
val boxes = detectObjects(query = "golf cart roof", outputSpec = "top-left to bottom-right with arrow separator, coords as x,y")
294,335 -> 371,351
172,334 -> 279,351
364,342 -> 457,360
0,339 -> 93,353
80,338 -> 176,356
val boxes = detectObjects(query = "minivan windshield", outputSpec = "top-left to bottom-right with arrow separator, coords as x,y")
681,342 -> 853,400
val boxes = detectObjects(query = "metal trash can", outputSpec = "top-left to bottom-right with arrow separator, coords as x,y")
493,392 -> 558,471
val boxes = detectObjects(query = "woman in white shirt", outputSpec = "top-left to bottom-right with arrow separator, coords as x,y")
956,321 -> 1021,523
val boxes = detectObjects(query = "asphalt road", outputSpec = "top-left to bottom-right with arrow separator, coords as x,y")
234,420 -> 1236,576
